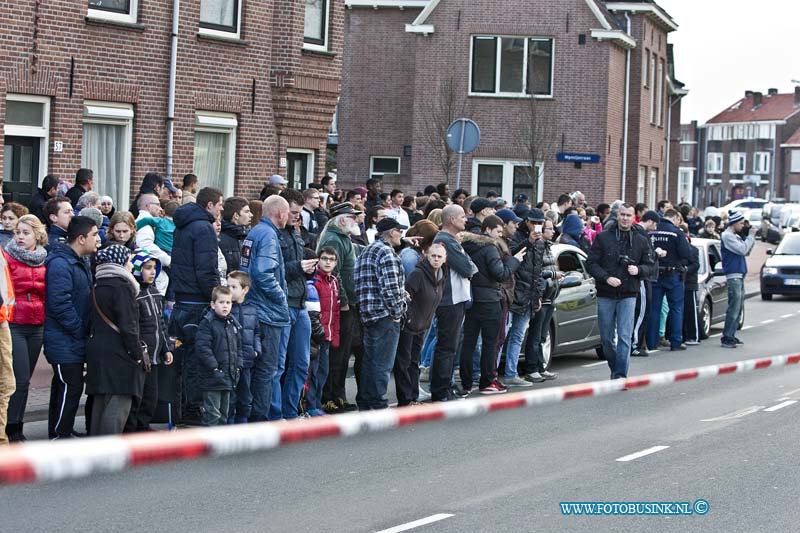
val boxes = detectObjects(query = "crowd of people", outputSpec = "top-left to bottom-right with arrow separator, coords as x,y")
0,169 -> 755,444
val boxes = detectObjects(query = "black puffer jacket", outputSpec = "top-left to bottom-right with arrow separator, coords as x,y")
171,202 -> 219,302
279,226 -> 309,308
136,283 -> 169,365
460,233 -> 521,303
219,220 -> 248,274
231,302 -> 260,369
511,236 -> 544,314
586,228 -> 656,299
195,309 -> 242,391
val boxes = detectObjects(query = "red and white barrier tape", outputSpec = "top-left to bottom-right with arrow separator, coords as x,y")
2,352 -> 799,486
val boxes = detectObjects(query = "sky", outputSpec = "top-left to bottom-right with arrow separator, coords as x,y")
656,0 -> 800,124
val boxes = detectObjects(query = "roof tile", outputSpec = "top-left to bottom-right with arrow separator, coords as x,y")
707,93 -> 800,123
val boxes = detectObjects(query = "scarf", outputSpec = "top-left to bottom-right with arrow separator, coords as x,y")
95,263 -> 139,298
4,240 -> 47,267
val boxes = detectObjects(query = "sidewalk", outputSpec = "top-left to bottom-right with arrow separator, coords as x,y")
21,240 -> 770,423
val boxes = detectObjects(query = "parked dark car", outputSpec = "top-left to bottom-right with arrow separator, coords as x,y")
691,238 -> 744,338
760,233 -> 800,300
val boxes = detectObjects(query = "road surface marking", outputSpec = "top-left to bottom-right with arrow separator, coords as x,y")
376,514 -> 454,533
701,406 -> 763,422
582,361 -> 607,368
761,319 -> 775,324
763,400 -> 798,412
741,326 -> 753,331
780,387 -> 800,398
781,314 -> 793,319
616,445 -> 670,462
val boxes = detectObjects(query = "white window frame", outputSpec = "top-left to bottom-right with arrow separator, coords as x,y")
729,152 -> 746,174
82,100 -> 134,209
656,60 -> 664,126
4,94 -> 51,180
678,168 -> 694,205
286,148 -> 315,190
649,53 -> 657,123
87,0 -> 138,24
470,159 -> 544,203
707,152 -> 723,174
753,151 -> 770,175
198,0 -> 243,40
680,144 -> 691,161
369,156 -> 401,179
637,166 -> 646,203
194,111 -> 237,197
303,0 -> 330,52
468,36 -> 555,99
791,150 -> 800,173
648,167 -> 658,209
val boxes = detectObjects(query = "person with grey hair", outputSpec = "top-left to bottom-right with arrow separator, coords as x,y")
602,199 -> 624,231
76,191 -> 100,211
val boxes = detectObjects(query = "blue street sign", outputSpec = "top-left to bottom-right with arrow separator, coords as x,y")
557,152 -> 601,164
446,119 -> 480,154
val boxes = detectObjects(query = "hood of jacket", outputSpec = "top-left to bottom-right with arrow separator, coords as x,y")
221,220 -> 248,240
562,214 -> 584,240
416,257 -> 445,286
173,201 -> 214,230
45,241 -> 82,266
460,232 -> 509,256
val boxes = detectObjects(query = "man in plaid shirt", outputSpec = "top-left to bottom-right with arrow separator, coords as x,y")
354,217 -> 409,410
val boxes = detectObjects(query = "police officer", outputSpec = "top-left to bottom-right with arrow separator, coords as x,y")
647,208 -> 692,351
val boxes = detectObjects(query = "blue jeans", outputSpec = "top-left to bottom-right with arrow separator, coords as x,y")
597,297 -> 637,379
307,341 -> 330,411
419,318 -> 437,368
722,278 -> 744,344
356,316 -> 401,410
503,310 -> 530,378
647,273 -> 685,349
272,307 -> 311,420
249,323 -> 282,422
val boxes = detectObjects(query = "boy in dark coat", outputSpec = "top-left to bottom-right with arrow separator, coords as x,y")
126,249 -> 174,431
195,286 -> 242,426
226,271 -> 260,423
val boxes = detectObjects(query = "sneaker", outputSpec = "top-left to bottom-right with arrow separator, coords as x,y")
525,372 -> 546,383
501,376 -> 534,387
307,408 -> 327,417
409,401 -> 425,406
479,380 -> 508,395
541,370 -> 558,380
734,337 -> 744,345
337,398 -> 358,412
631,348 -> 649,357
322,400 -> 340,414
453,386 -> 471,398
684,340 -> 700,346
671,344 -> 688,351
419,366 -> 430,382
658,337 -> 671,348
417,386 -> 432,400
720,340 -> 737,349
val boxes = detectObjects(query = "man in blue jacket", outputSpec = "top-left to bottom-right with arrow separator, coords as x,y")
168,187 -> 223,423
44,216 -> 98,439
241,195 -> 291,421
720,210 -> 755,348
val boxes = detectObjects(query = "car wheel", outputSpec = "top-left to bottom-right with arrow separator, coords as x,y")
541,323 -> 553,370
699,298 -> 711,340
761,291 -> 773,301
737,303 -> 745,330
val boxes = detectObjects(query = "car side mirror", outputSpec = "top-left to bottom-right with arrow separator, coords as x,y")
766,249 -> 773,255
561,272 -> 583,288
713,264 -> 725,277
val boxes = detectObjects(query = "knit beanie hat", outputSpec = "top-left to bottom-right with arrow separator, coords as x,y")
130,248 -> 162,281
96,244 -> 130,267
727,210 -> 744,225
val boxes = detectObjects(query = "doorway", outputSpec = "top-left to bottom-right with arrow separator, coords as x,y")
3,136 -> 40,204
286,149 -> 315,191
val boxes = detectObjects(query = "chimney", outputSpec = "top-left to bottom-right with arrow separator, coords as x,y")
753,91 -> 763,107
795,86 -> 800,105
745,90 -> 754,98
768,88 -> 778,96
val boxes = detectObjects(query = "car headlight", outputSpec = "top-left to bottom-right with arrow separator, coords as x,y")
762,267 -> 779,276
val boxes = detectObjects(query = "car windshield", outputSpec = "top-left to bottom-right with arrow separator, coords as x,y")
775,235 -> 800,255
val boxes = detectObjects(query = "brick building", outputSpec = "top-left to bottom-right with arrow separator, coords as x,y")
698,88 -> 800,206
338,0 -> 684,205
677,120 -> 701,205
1,0 -> 343,207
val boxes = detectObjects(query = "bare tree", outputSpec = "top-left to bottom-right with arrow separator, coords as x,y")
516,83 -> 557,200
418,73 -> 471,182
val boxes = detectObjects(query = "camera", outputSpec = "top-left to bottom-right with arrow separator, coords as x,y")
619,255 -> 634,267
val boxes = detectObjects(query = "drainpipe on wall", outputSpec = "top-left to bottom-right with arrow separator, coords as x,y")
166,0 -> 180,182
621,14 -> 632,202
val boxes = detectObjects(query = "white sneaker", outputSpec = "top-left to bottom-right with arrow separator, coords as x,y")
417,386 -> 432,400
685,340 -> 700,345
541,370 -> 558,380
501,376 -> 534,387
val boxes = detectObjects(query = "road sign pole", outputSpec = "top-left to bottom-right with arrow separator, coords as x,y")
455,119 -> 466,190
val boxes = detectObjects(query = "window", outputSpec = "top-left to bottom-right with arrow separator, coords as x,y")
791,150 -> 800,173
649,53 -> 656,123
82,101 -> 133,210
643,49 -> 650,88
194,112 -> 237,197
199,0 -> 241,38
304,0 -> 329,50
656,60 -> 664,126
753,151 -> 770,174
680,144 -> 691,161
678,169 -> 693,204
370,156 -> 400,180
88,0 -> 138,23
470,36 -> 554,97
472,160 -> 544,202
729,152 -> 746,174
648,168 -> 658,209
707,153 -> 723,174
637,166 -> 646,203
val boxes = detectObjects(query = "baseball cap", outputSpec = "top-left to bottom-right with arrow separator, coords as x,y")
526,208 -> 545,222
163,178 -> 179,194
329,202 -> 358,217
376,218 -> 408,232
470,198 -> 497,214
269,174 -> 288,186
496,208 -> 523,224
641,210 -> 661,223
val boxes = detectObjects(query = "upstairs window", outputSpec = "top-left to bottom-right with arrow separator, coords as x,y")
729,152 -> 746,174
470,36 -> 554,97
88,0 -> 138,24
200,0 -> 242,38
304,0 -> 329,51
707,153 -> 723,174
753,152 -> 770,174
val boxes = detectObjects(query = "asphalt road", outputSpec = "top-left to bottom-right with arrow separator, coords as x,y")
3,297 -> 800,532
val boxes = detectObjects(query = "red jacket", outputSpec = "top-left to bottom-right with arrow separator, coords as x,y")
313,269 -> 340,348
4,250 -> 44,325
